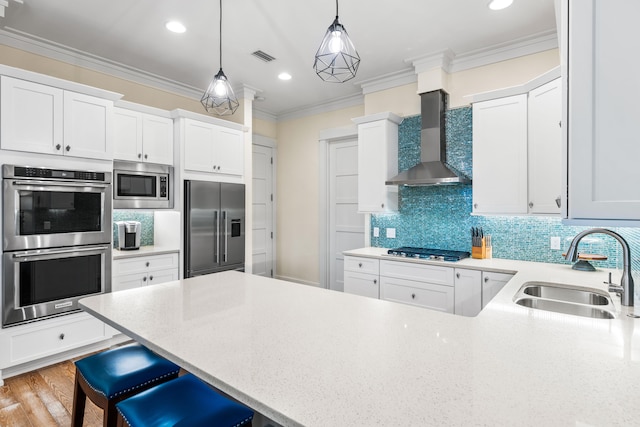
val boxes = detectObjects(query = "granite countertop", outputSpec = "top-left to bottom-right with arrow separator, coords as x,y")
80,255 -> 640,426
112,245 -> 180,260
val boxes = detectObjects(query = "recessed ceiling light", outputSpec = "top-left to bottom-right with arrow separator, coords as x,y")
488,0 -> 513,10
278,72 -> 292,81
165,21 -> 186,33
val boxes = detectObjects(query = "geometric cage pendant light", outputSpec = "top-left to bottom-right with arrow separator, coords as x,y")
313,0 -> 361,83
201,0 -> 239,115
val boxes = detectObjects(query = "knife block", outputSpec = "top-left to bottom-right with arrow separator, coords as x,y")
472,238 -> 492,259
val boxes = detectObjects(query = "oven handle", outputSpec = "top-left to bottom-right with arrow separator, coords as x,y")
12,244 -> 110,259
12,180 -> 109,189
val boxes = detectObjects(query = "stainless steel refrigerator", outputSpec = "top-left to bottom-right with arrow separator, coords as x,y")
184,181 -> 245,277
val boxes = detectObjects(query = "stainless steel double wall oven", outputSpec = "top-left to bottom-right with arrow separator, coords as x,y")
2,165 -> 112,327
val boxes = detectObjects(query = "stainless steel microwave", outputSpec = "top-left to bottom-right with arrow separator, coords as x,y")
113,161 -> 173,209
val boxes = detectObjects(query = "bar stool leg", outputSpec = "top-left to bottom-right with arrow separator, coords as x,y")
71,374 -> 87,427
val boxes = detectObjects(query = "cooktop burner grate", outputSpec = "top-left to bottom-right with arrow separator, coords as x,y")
387,247 -> 470,262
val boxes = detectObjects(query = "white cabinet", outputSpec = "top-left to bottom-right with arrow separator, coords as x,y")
528,78 -> 562,214
343,256 -> 380,299
0,312 -> 107,370
183,118 -> 244,177
0,76 -> 113,160
454,268 -> 482,317
472,94 -> 528,214
113,107 -> 173,165
380,260 -> 455,313
564,0 -> 640,221
113,252 -> 179,292
352,113 -> 402,213
482,271 -> 514,309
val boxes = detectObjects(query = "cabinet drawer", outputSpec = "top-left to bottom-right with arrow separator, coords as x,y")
114,252 -> 179,275
344,271 -> 379,299
8,315 -> 105,365
344,256 -> 380,275
380,260 -> 454,286
380,277 -> 454,313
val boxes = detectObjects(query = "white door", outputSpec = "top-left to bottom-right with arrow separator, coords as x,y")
252,140 -> 275,277
329,139 -> 364,291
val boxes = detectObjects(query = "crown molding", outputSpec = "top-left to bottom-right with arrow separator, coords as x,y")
253,108 -> 277,122
407,49 -> 456,74
277,93 -> 364,122
0,28 -> 205,100
356,68 -> 417,95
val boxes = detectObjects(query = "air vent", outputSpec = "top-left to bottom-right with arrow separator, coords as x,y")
252,50 -> 276,62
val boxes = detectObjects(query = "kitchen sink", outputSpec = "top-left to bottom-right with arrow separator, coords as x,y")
513,281 -> 616,319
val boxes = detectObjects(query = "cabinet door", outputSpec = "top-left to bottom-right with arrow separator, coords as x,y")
472,95 -> 528,214
146,268 -> 179,286
482,271 -> 514,309
113,108 -> 143,162
344,271 -> 379,299
112,272 -> 147,292
528,78 -> 562,214
566,0 -> 640,220
357,120 -> 398,212
63,91 -> 112,160
0,76 -> 63,155
184,119 -> 215,173
142,114 -> 174,165
215,127 -> 244,176
454,268 -> 482,317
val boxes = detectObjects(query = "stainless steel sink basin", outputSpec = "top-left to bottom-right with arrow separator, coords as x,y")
513,281 -> 615,319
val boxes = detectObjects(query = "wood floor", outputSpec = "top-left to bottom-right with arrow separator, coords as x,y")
0,357 -> 104,427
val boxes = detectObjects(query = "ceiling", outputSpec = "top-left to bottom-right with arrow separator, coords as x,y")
0,0 -> 557,118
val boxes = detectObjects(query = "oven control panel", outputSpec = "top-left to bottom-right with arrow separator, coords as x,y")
6,166 -> 108,182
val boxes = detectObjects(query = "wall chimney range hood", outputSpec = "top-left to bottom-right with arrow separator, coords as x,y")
385,90 -> 471,186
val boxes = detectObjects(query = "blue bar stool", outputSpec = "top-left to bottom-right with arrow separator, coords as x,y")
115,373 -> 254,427
72,343 -> 180,427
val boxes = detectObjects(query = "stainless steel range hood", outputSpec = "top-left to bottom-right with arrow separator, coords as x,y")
385,90 -> 471,186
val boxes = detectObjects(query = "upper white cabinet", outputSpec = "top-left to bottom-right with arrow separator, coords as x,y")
113,107 -> 173,165
352,113 -> 402,213
1,75 -> 114,160
183,118 -> 244,177
472,94 -> 528,214
564,0 -> 640,221
528,78 -> 562,215
472,72 -> 562,216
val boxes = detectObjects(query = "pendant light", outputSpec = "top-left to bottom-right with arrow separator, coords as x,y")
201,0 -> 239,115
313,0 -> 360,83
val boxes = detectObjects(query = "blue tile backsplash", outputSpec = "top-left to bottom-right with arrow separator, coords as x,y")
112,210 -> 154,247
370,107 -> 640,275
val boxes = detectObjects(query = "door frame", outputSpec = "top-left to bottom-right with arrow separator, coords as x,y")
318,125 -> 370,290
253,134 -> 277,278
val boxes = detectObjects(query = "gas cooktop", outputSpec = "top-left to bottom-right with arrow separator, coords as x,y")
386,247 -> 471,262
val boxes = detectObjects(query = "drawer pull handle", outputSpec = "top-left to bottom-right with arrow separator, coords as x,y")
66,145 -> 71,152
411,293 -> 416,299
358,263 -> 362,268
456,273 -> 460,279
149,275 -> 153,281
59,333 -> 65,340
146,262 -> 150,267
373,279 -> 377,284
56,144 -> 61,151
484,277 -> 489,283
138,153 -> 142,158
143,276 -> 147,282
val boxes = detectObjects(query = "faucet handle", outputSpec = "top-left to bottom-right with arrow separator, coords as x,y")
608,284 -> 624,294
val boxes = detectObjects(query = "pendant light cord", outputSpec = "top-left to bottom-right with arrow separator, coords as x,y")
335,0 -> 339,18
219,0 -> 223,68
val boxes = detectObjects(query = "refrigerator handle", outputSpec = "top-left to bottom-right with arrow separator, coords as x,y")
223,210 -> 228,263
215,210 -> 220,264
184,181 -> 191,275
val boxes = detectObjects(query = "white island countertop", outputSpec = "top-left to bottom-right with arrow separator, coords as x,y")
80,258 -> 640,426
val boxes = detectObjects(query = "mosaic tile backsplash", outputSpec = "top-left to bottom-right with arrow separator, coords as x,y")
370,107 -> 640,277
112,210 -> 154,247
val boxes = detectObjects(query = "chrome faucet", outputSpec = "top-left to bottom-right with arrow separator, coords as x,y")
565,228 -> 635,307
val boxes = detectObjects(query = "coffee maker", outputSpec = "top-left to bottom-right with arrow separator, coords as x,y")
116,221 -> 141,250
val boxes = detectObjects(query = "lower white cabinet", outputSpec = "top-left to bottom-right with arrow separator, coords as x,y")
0,312 -> 107,370
454,268 -> 483,317
343,256 -> 380,299
112,252 -> 179,292
482,271 -> 514,309
380,260 -> 455,314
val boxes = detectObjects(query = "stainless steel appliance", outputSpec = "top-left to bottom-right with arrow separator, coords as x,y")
184,181 -> 245,277
116,221 -> 141,250
2,165 -> 112,327
386,247 -> 470,262
113,160 -> 173,209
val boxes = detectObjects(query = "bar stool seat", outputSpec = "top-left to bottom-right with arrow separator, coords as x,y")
72,343 -> 180,427
115,373 -> 254,427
